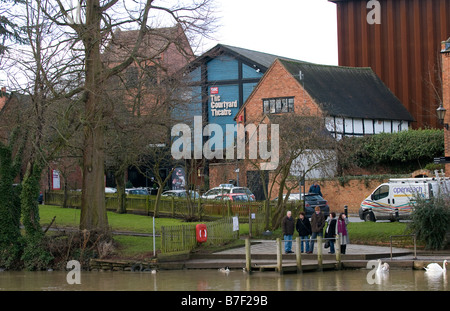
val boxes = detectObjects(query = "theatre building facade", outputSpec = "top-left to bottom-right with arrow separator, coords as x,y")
193,51 -> 414,199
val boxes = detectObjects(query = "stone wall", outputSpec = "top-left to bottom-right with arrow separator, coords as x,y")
318,178 -> 389,215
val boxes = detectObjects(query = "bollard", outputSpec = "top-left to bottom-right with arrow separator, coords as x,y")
317,235 -> 323,271
245,238 -> 252,274
276,238 -> 282,274
295,237 -> 302,273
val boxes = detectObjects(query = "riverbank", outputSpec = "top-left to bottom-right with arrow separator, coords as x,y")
35,205 -> 449,272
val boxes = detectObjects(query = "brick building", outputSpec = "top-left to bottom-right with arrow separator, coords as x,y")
207,57 -> 413,199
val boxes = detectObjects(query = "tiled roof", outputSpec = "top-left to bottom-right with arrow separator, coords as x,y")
279,59 -> 414,121
189,44 -> 304,73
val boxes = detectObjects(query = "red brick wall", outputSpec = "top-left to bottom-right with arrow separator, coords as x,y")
237,59 -> 321,123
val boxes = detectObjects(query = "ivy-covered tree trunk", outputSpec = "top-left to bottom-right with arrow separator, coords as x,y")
20,160 -> 52,270
0,131 -> 25,269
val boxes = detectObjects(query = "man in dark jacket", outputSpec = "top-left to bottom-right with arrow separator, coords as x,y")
296,212 -> 312,253
282,211 -> 295,254
308,206 -> 325,253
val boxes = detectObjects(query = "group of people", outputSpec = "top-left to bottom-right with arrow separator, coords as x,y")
281,207 -> 349,255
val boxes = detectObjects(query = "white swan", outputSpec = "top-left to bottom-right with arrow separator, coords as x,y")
377,259 -> 389,273
219,266 -> 230,273
424,260 -> 447,273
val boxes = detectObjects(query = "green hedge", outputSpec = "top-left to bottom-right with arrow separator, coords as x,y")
340,129 -> 444,173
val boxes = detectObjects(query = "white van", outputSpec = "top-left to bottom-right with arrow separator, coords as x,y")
359,177 -> 450,222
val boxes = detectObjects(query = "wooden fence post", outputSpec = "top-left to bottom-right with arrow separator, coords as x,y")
295,237 -> 302,273
317,235 -> 323,271
276,238 -> 282,274
170,197 -> 174,217
245,237 -> 251,273
335,234 -> 341,270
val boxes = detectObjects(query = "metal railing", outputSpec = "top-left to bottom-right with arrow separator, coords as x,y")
389,234 -> 417,260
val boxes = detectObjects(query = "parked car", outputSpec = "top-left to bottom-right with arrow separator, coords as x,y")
105,187 -> 117,193
273,193 -> 330,219
302,193 -> 330,219
202,186 -> 255,200
215,193 -> 255,202
161,190 -> 200,198
201,187 -> 233,199
125,188 -> 149,195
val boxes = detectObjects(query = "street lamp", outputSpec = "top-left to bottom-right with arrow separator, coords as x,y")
437,103 -> 449,130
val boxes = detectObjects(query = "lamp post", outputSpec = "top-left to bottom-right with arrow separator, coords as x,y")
437,103 -> 448,130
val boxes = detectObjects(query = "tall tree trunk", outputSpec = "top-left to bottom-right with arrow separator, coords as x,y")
115,168 -> 126,214
79,0 -> 108,231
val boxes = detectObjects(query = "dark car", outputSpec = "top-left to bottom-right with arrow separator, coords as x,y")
302,193 -> 330,219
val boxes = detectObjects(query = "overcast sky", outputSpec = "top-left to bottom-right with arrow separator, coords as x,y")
201,0 -> 339,66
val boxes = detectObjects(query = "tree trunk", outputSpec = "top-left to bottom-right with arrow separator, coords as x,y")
79,0 -> 108,231
115,168 -> 126,214
153,186 -> 164,218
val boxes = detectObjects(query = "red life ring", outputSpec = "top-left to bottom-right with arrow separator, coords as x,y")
196,224 -> 207,243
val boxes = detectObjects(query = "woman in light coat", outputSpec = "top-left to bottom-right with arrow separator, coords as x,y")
337,213 -> 349,254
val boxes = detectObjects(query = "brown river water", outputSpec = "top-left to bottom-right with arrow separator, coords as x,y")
0,269 -> 448,291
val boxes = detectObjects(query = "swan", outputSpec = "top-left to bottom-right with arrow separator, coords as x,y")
376,260 -> 389,273
219,266 -> 230,273
424,260 -> 447,273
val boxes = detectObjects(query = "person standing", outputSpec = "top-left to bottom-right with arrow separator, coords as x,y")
282,211 -> 295,254
325,212 -> 337,254
296,212 -> 311,253
309,206 -> 325,253
337,213 -> 350,254
308,181 -> 323,197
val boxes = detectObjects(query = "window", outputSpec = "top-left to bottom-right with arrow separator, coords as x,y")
372,185 -> 389,201
263,97 -> 294,114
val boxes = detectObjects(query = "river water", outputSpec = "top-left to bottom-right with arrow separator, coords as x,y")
0,269 -> 448,291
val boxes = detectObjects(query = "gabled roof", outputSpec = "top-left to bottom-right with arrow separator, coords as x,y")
278,59 -> 414,121
187,44 -> 303,74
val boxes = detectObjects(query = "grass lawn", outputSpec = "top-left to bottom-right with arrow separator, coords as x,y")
39,205 -> 190,233
38,205 -> 251,258
347,221 -> 413,245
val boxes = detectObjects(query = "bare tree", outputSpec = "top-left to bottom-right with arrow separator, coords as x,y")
245,112 -> 337,230
33,0 -> 218,231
